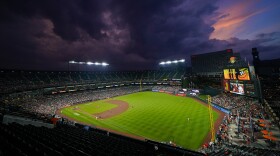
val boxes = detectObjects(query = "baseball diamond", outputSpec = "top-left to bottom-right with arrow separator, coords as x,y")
59,91 -> 223,150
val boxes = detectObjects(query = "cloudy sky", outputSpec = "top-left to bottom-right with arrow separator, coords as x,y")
0,0 -> 279,71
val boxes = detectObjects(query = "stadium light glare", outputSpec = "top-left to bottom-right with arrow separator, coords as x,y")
101,62 -> 109,66
159,59 -> 185,65
86,62 -> 94,65
78,62 -> 85,64
69,60 -> 110,67
69,61 -> 76,64
179,59 -> 185,62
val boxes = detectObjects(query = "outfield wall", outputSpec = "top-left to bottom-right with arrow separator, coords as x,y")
152,88 -> 230,114
193,96 -> 231,114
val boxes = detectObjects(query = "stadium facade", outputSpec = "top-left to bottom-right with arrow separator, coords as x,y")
191,49 -> 246,77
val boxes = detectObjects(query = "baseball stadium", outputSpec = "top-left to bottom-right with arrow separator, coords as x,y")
2,0 -> 280,155
1,48 -> 280,156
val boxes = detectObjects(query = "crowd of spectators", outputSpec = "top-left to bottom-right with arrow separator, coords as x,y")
202,113 -> 280,156
212,93 -> 256,110
212,93 -> 270,120
152,85 -> 181,93
1,69 -> 279,155
0,70 -> 185,94
201,92 -> 280,155
260,77 -> 280,122
1,86 -> 152,117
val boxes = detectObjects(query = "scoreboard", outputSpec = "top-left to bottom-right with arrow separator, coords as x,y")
223,67 -> 257,97
223,68 -> 250,81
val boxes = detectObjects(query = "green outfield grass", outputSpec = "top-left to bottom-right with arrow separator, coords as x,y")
61,91 -> 219,150
198,94 -> 209,101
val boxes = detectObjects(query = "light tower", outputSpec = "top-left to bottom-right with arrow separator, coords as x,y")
252,48 -> 260,75
68,60 -> 109,71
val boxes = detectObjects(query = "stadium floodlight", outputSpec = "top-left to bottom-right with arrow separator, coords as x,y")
95,62 -> 101,65
101,62 -> 109,66
179,59 -> 185,62
68,60 -> 109,69
86,62 -> 94,65
159,59 -> 186,65
69,60 -> 77,64
78,62 -> 85,64
166,61 -> 172,64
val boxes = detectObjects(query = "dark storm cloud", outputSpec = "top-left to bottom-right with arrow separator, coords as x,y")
109,0 -> 218,60
0,0 -> 108,41
0,17 -> 43,69
0,0 -> 279,71
0,0 -> 123,70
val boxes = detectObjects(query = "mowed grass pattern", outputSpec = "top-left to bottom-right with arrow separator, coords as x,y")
61,92 -> 219,150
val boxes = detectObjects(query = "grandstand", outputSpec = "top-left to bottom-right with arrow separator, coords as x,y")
1,69 -> 203,156
0,122 -> 204,156
0,70 -> 185,94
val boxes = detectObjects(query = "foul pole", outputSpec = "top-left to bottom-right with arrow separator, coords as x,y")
207,95 -> 215,142
140,79 -> 142,92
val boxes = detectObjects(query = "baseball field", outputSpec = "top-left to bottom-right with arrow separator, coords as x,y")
59,91 -> 220,150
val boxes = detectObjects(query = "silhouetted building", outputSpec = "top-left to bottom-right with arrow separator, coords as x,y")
258,59 -> 280,77
191,49 -> 246,77
252,48 -> 261,75
251,48 -> 280,77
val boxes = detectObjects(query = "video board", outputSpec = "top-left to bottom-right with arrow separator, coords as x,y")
230,81 -> 244,95
237,68 -> 250,81
223,80 -> 230,91
245,83 -> 256,97
224,68 -> 250,81
224,80 -> 257,97
224,69 -> 236,80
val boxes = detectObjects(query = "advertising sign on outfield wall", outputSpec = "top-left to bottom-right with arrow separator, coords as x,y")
212,104 -> 230,114
176,93 -> 186,97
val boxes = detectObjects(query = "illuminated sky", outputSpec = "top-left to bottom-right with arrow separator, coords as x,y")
0,0 -> 279,70
211,0 -> 280,40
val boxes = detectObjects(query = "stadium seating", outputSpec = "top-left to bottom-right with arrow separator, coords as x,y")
0,122 -> 204,156
1,83 -> 205,155
206,143 -> 279,156
0,70 -> 185,94
1,69 -> 279,155
261,77 -> 280,119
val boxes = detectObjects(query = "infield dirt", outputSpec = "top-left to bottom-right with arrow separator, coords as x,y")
93,100 -> 129,119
